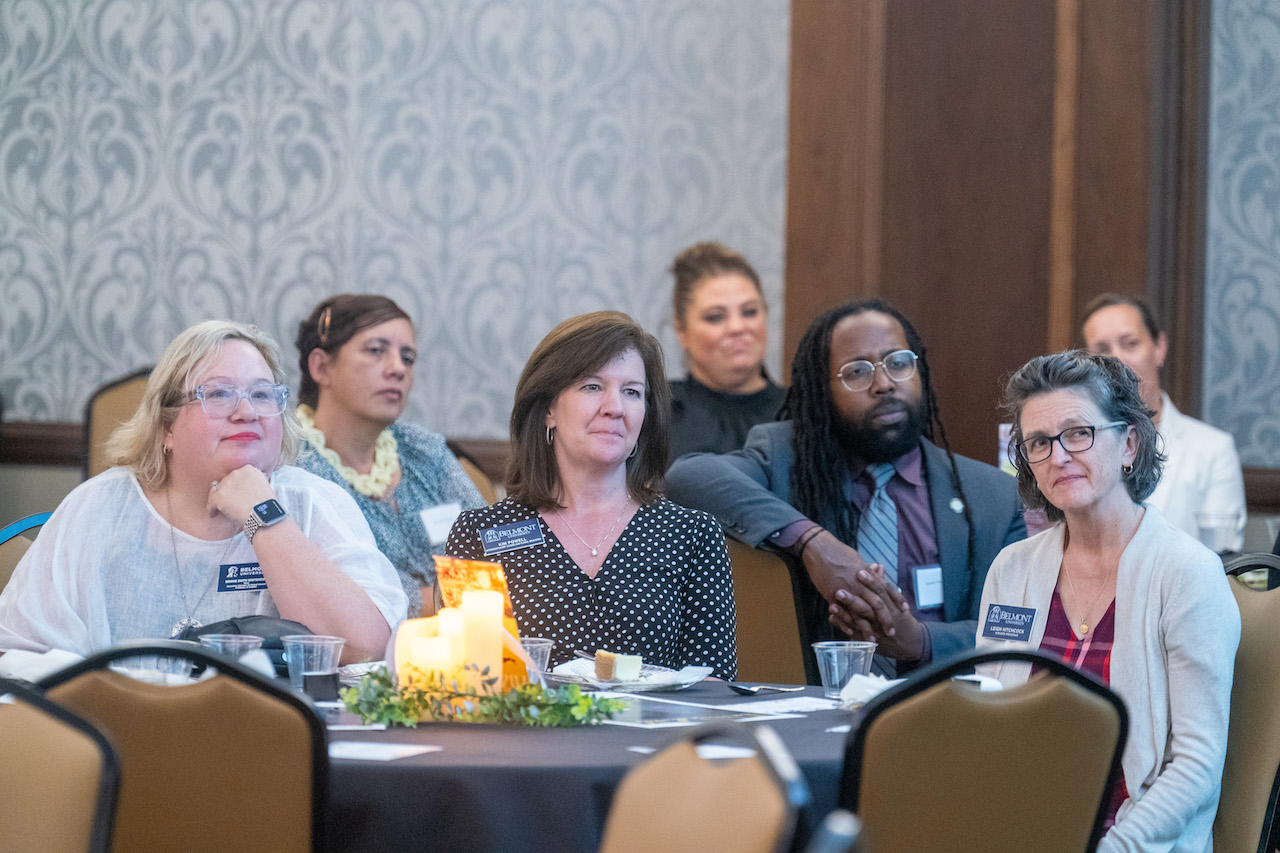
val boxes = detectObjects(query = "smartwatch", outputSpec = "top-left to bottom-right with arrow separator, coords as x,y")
244,498 -> 287,543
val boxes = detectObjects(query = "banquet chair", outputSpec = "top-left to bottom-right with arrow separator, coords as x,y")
841,648 -> 1127,853
0,676 -> 120,853
599,722 -> 813,853
83,366 -> 152,479
458,454 -> 501,504
1215,557 -> 1280,853
0,511 -> 53,593
39,640 -> 328,853
727,540 -> 807,684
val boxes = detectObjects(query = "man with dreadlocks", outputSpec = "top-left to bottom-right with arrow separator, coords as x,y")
668,300 -> 1025,681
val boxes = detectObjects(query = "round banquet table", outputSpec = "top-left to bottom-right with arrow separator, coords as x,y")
325,682 -> 851,852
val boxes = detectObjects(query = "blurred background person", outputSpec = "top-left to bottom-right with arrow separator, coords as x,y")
296,294 -> 485,617
0,321 -> 405,663
1082,293 -> 1245,550
447,311 -> 736,679
667,241 -> 786,464
981,350 -> 1238,847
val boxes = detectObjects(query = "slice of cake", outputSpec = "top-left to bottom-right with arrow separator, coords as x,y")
594,649 -> 643,681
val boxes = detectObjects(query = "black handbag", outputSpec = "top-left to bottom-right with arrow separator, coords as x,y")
178,615 -> 312,677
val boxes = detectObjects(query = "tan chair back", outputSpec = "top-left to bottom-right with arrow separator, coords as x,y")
844,650 -> 1125,853
1215,559 -> 1280,852
600,724 -> 809,853
458,455 -> 500,504
83,367 -> 151,479
727,540 -> 806,684
0,534 -> 33,593
0,678 -> 119,853
44,644 -> 325,853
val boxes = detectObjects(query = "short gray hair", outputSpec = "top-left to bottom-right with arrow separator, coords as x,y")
1002,350 -> 1164,522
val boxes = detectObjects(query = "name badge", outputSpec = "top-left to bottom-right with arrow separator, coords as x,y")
912,565 -> 943,610
480,519 -> 545,556
420,502 -> 463,546
981,603 -> 1037,642
218,562 -> 267,593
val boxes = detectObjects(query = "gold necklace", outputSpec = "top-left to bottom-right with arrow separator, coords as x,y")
555,503 -> 631,557
1062,557 -> 1118,636
297,404 -> 400,499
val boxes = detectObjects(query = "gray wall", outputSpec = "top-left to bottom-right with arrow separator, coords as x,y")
1207,0 -> 1280,465
0,0 -> 788,439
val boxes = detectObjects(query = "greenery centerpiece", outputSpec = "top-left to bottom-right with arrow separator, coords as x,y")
341,664 -> 626,728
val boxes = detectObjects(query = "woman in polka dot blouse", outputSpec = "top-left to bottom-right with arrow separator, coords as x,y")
446,311 -> 737,679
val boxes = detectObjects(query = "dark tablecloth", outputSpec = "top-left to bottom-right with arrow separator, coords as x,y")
325,683 -> 851,852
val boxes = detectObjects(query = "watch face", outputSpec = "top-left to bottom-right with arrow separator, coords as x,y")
253,499 -> 287,524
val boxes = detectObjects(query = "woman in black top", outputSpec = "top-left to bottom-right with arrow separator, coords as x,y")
668,242 -> 785,464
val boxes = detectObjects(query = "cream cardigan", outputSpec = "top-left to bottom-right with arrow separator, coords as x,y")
977,506 -> 1239,852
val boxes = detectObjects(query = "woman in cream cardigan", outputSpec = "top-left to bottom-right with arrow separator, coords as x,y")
978,350 -> 1238,851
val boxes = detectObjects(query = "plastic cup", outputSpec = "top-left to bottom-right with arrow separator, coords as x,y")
1196,510 -> 1240,554
519,637 -> 554,673
282,635 -> 345,701
812,641 -> 877,699
197,634 -> 264,660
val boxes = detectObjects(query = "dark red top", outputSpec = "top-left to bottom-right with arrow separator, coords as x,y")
1037,586 -> 1127,829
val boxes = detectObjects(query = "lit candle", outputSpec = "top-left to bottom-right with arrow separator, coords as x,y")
437,607 -> 465,668
461,590 -> 503,691
410,636 -> 453,680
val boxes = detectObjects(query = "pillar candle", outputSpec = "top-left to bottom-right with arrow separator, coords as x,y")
461,590 -> 503,691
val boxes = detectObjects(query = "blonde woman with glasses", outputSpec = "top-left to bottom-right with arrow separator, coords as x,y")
0,320 -> 406,663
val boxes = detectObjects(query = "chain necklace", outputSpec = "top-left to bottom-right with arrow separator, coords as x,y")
1062,556 -> 1118,636
555,503 -> 630,557
165,490 -> 237,638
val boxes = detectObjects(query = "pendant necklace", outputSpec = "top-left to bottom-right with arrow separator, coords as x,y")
1062,556 -> 1118,636
165,490 -> 236,638
555,502 -> 630,557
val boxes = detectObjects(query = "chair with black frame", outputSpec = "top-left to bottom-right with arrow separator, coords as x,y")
599,722 -> 813,853
38,640 -> 328,853
0,511 -> 53,594
840,648 -> 1127,853
727,539 -> 807,685
1215,555 -> 1280,853
0,676 -> 120,853
83,366 -> 152,479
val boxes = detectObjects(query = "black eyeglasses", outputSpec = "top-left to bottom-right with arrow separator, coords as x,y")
183,383 -> 290,417
1017,422 -> 1127,464
834,350 -> 919,393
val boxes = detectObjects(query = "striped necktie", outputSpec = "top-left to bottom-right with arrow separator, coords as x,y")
857,462 -> 899,586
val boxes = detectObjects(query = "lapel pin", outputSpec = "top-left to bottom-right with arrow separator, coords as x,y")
950,498 -> 965,514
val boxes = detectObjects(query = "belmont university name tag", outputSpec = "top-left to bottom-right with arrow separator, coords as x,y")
480,519 -> 545,556
981,603 -> 1036,642
218,562 -> 268,593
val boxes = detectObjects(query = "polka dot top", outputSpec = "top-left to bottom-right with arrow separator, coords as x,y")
446,497 -> 737,680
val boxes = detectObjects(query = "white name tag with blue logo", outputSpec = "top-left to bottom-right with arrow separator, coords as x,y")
480,519 -> 545,556
981,603 -> 1036,642
420,502 -> 462,546
912,565 -> 943,610
218,562 -> 267,593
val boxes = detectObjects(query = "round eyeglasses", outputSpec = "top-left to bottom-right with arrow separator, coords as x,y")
835,349 -> 919,393
183,383 -> 290,417
1016,422 -> 1127,464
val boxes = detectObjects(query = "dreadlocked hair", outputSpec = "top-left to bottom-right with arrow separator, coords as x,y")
782,300 -> 975,583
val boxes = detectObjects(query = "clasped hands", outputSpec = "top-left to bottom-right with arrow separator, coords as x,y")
800,530 -> 926,662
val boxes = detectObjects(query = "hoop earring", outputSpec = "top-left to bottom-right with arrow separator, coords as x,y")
628,439 -> 639,459
546,426 -> 554,446
1122,463 -> 1133,475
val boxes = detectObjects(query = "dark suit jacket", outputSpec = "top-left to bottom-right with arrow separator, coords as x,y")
666,420 -> 1026,682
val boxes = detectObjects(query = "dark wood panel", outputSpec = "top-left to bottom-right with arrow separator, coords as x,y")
1244,468 -> 1280,516
783,0 -> 886,379
0,422 -> 83,467
878,0 -> 1056,461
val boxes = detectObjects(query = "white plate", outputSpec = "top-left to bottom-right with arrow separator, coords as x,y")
547,658 -> 712,693
339,661 -> 385,686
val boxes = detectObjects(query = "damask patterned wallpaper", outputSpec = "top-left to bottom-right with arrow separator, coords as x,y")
0,0 -> 788,439
1208,0 -> 1280,465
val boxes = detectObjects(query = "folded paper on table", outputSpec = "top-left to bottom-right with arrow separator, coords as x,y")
838,673 -> 906,708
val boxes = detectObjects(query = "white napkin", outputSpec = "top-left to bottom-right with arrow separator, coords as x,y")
838,673 -> 905,708
0,648 -> 84,682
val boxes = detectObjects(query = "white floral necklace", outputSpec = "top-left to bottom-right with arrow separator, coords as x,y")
297,404 -> 400,499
